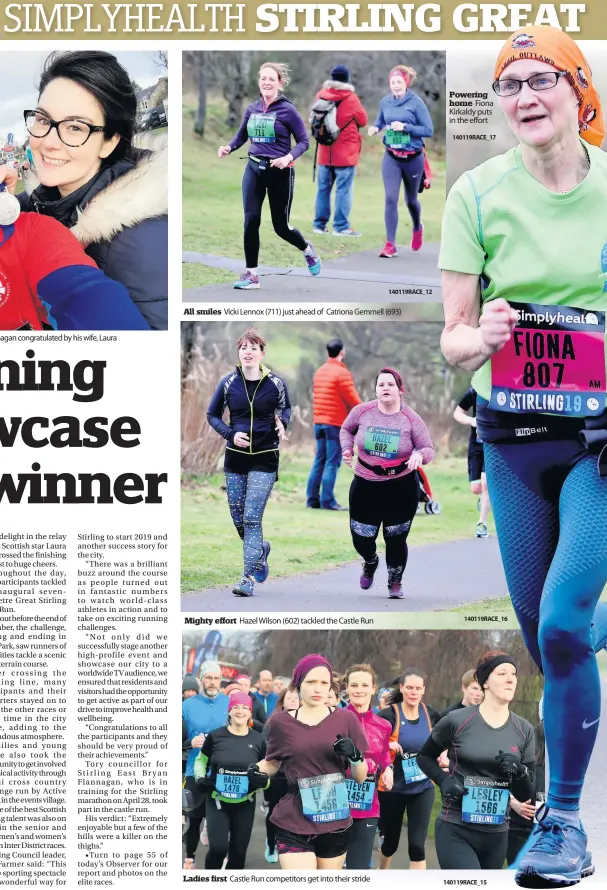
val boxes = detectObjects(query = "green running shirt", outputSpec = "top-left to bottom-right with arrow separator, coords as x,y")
439,143 -> 607,406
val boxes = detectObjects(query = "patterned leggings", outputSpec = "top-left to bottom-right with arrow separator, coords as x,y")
349,472 -> 419,573
225,471 -> 276,577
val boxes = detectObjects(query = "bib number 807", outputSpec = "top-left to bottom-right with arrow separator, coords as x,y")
523,361 -> 564,389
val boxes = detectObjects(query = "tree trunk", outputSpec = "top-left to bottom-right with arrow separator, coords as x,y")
224,51 -> 251,127
194,55 -> 207,137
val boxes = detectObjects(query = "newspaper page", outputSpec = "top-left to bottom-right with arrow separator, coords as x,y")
0,3 -> 604,890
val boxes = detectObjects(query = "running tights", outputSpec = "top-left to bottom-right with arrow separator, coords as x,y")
382,150 -> 425,243
378,787 -> 434,860
344,817 -> 378,869
265,776 -> 288,856
349,473 -> 419,573
225,471 -> 276,578
484,441 -> 607,810
205,797 -> 256,869
242,161 -> 307,268
435,819 -> 508,869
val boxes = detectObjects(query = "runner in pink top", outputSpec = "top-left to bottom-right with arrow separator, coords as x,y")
340,367 -> 435,598
343,663 -> 393,869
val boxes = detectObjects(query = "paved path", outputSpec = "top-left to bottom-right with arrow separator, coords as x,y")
183,243 -> 442,303
181,536 -> 507,612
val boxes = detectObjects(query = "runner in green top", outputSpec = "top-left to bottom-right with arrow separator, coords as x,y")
438,25 -> 607,888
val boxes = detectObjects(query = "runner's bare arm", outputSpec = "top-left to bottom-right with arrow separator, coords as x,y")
350,760 -> 368,784
441,272 -> 518,371
256,758 -> 281,777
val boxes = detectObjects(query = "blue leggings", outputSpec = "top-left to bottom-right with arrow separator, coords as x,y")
225,471 -> 276,577
484,441 -> 607,810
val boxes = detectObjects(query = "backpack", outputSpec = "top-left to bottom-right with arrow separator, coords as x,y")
309,97 -> 342,146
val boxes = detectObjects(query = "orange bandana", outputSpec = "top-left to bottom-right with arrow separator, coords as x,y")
494,26 -> 605,147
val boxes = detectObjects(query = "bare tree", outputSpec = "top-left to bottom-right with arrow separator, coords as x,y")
153,50 -> 168,72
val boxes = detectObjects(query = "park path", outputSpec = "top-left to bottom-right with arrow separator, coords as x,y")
181,536 -> 507,612
183,242 -> 441,302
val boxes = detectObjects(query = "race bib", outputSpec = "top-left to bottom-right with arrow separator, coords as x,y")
215,769 -> 249,799
363,426 -> 401,458
247,113 -> 276,143
298,773 -> 350,823
402,753 -> 425,785
385,128 -> 411,147
345,778 -> 375,811
462,777 -> 509,825
490,301 -> 606,417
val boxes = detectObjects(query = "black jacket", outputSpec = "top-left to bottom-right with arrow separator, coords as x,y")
19,143 -> 167,330
207,365 -> 292,455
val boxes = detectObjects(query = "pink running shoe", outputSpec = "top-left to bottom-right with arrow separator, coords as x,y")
379,241 -> 397,258
411,227 -> 424,251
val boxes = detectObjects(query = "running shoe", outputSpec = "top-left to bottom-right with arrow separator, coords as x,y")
304,243 -> 322,276
387,567 -> 404,599
411,226 -> 424,251
233,271 -> 260,290
514,807 -> 589,888
232,576 -> 254,597
590,600 -> 607,652
379,241 -> 397,258
253,541 -> 271,584
201,818 -> 208,846
475,521 -> 489,538
265,841 -> 279,864
183,858 -> 196,869
360,555 -> 379,590
333,228 -> 362,238
312,225 -> 329,235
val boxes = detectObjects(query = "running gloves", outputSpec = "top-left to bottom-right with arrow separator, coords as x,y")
439,774 -> 469,805
495,749 -> 527,779
334,734 -> 364,763
247,764 -> 270,790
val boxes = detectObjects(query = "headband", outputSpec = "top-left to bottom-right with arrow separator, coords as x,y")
292,654 -> 333,690
475,655 -> 517,690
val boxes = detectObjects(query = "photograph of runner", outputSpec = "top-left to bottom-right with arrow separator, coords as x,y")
0,50 -> 168,330
181,315 -> 509,611
182,51 -> 445,302
181,627 -> 553,871
440,24 -> 607,888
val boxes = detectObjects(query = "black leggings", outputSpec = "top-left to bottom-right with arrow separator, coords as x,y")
242,160 -> 307,267
435,819 -> 508,870
265,776 -> 288,855
378,787 -> 434,860
183,776 -> 206,859
344,817 -> 378,869
205,797 -> 256,869
349,473 -> 419,572
507,826 -> 532,866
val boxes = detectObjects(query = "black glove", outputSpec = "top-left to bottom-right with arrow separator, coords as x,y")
495,750 -> 526,779
197,772 -> 215,791
333,734 -> 363,763
439,774 -> 468,805
247,764 -> 269,791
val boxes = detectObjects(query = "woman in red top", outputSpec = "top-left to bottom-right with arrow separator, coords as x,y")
343,663 -> 393,869
248,655 -> 368,870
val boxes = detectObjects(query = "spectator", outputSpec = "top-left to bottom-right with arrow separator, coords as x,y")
312,64 -> 368,236
306,338 -> 362,511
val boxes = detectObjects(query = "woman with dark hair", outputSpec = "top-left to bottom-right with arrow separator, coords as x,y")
261,687 -> 301,864
249,655 -> 368,870
218,61 -> 321,290
4,50 -> 167,329
376,668 -> 441,870
207,327 -> 291,598
439,24 -> 607,886
416,652 -> 536,871
340,367 -> 434,598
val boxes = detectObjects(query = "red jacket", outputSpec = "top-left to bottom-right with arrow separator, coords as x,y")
316,82 -> 368,167
313,357 -> 362,426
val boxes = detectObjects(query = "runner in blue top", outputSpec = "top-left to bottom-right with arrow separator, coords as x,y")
218,61 -> 321,289
439,25 -> 607,887
368,64 -> 434,258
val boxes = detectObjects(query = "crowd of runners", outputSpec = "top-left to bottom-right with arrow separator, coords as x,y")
217,60 -> 434,289
182,653 -> 547,875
